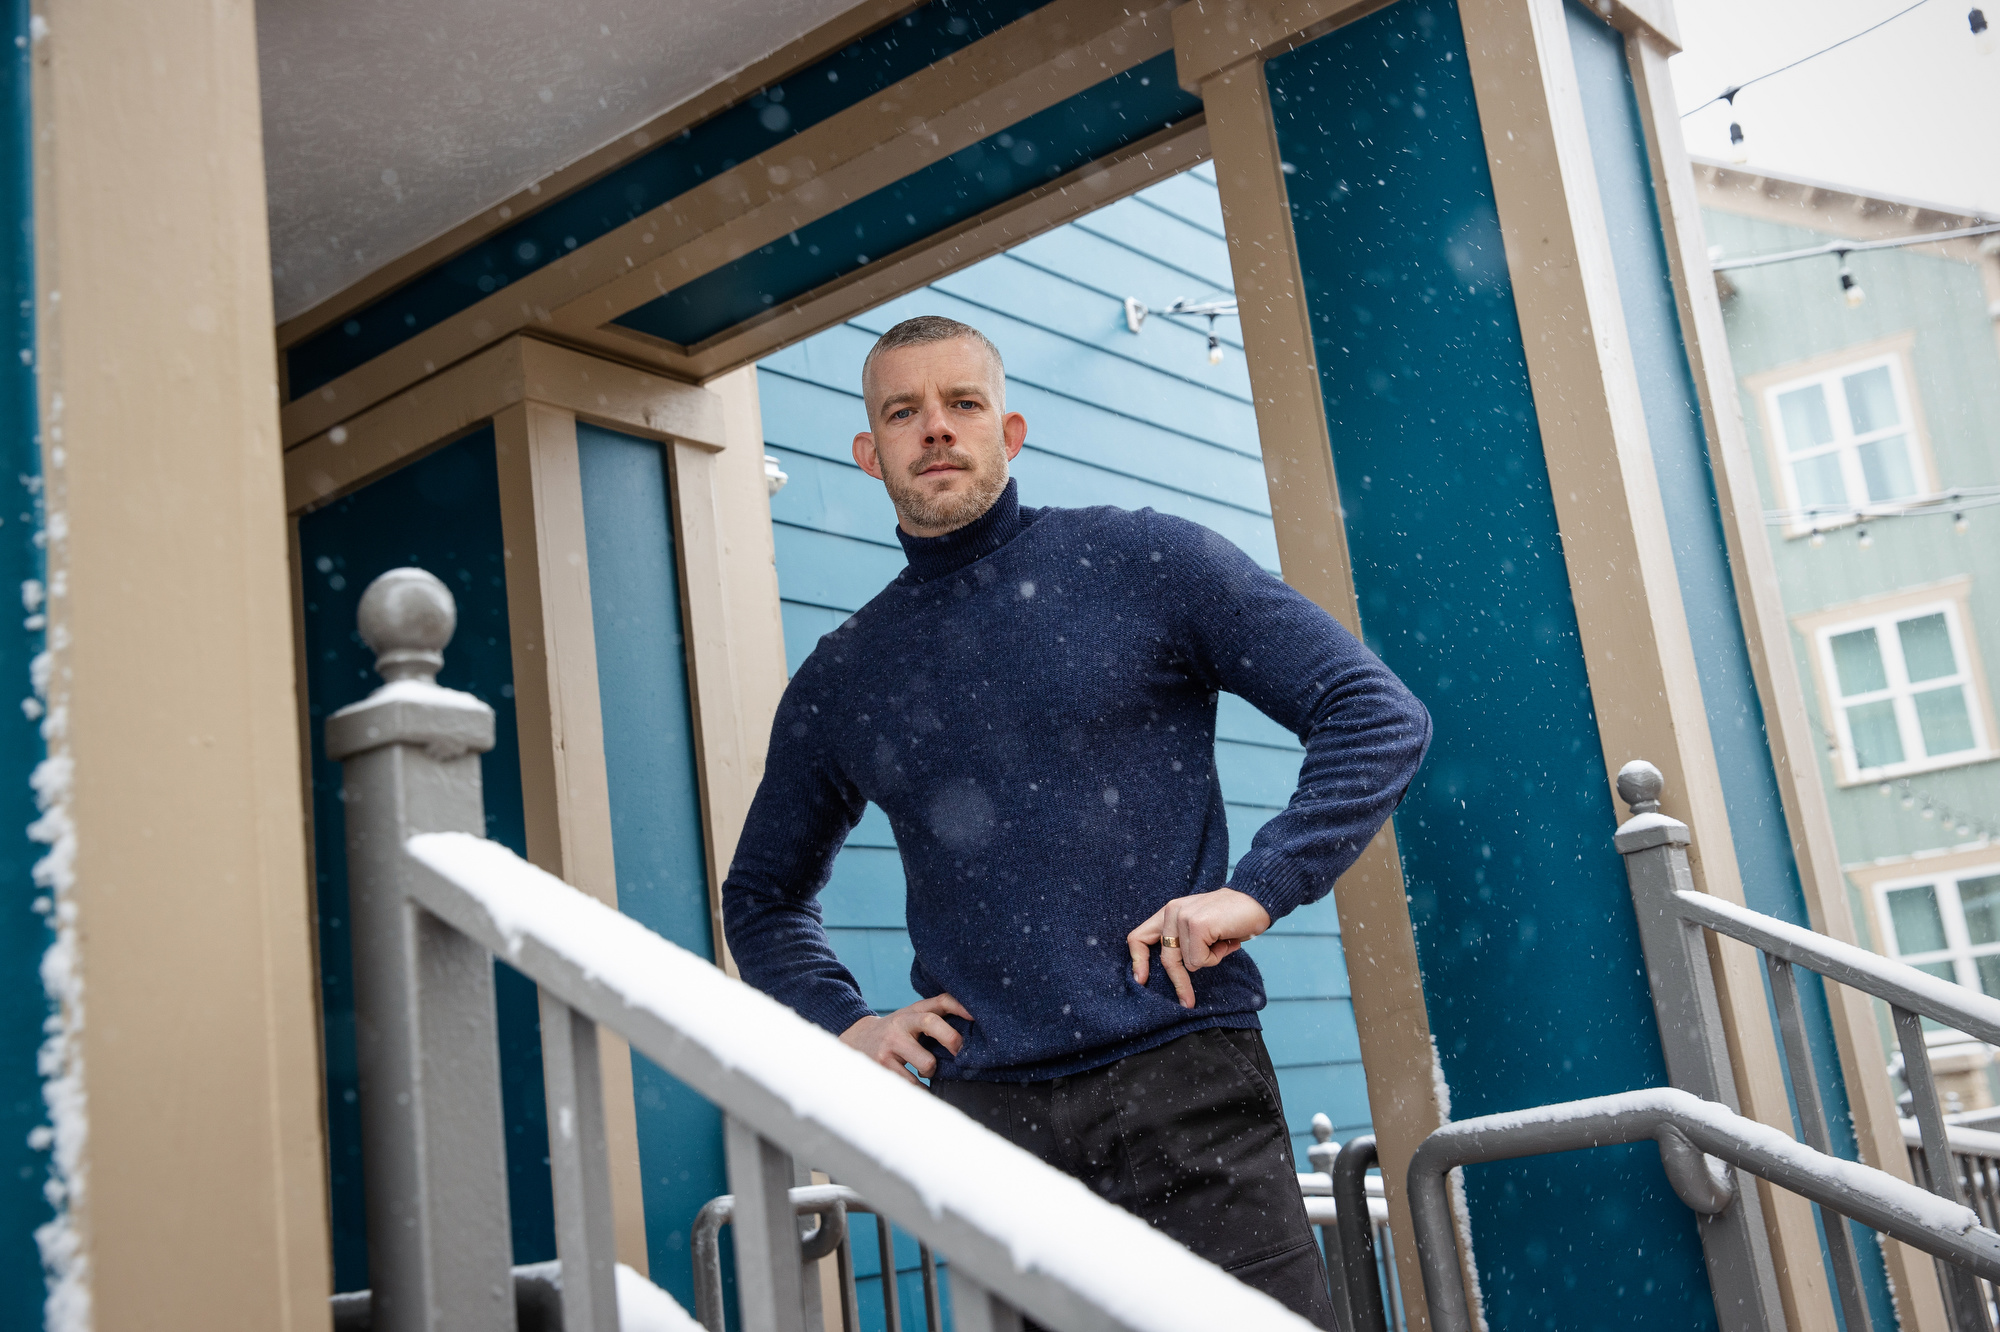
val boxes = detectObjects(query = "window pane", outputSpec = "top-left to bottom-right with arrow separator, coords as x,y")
1857,435 -> 1917,501
1899,613 -> 1958,683
1977,954 -> 2000,1001
1791,453 -> 1848,510
1961,875 -> 2000,946
1887,885 -> 1948,954
1846,699 -> 1904,769
1914,685 -> 1976,757
1843,365 -> 1901,435
1777,384 -> 1835,452
1830,627 -> 1888,695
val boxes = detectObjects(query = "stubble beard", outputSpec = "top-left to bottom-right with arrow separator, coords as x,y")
887,445 -> 1010,534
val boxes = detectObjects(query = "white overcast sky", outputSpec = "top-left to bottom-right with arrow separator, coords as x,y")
1669,0 -> 2000,215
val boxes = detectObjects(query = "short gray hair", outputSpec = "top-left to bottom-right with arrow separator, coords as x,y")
860,316 -> 1005,395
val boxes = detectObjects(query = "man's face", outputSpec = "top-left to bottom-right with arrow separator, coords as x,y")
853,337 -> 1027,537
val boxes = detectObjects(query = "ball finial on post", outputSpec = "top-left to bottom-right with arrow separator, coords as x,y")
356,568 -> 457,684
1616,760 -> 1665,815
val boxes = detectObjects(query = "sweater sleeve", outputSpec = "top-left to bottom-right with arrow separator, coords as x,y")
720,667 -> 878,1037
1151,513 -> 1432,923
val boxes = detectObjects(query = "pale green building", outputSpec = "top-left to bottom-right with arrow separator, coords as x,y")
1699,158 -> 2000,1105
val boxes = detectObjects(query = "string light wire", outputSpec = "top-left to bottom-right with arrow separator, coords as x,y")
1680,0 -> 1940,120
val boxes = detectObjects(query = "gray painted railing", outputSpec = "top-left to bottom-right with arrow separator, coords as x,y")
328,568 -> 1322,1332
1405,760 -> 2000,1332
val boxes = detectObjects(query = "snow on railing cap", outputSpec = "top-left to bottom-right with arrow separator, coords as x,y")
358,567 -> 456,684
1616,759 -> 1665,815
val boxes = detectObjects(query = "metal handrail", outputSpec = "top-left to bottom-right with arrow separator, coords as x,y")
328,565 -> 1321,1332
1406,1087 -> 2000,1332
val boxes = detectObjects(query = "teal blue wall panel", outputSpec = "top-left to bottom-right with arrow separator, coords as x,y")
574,423 -> 726,1304
0,0 -> 46,1314
299,429 -> 557,1291
1266,1 -> 1718,1325
1561,9 -> 1891,1325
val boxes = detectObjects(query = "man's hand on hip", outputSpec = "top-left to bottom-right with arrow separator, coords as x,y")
1127,887 -> 1272,1009
841,994 -> 972,1084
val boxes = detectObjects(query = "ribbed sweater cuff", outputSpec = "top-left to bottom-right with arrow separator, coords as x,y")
798,990 -> 878,1040
1232,847 -> 1318,925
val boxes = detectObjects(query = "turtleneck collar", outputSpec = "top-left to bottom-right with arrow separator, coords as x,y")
895,477 -> 1028,584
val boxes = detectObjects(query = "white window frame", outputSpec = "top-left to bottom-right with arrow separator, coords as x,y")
1763,352 -> 1923,526
1812,597 -> 1992,782
1874,861 -> 2000,1006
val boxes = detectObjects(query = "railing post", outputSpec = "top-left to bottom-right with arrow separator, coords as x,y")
1613,760 -> 1783,1332
539,991 -> 620,1332
327,568 -> 516,1332
725,1114 -> 807,1332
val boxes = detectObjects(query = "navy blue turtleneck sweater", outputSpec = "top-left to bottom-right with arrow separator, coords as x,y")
722,480 -> 1430,1081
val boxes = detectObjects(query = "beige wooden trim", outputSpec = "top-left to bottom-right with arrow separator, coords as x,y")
1848,844 -> 2000,895
1457,2 -> 1830,1324
624,116 -> 1212,380
492,402 -> 654,1272
672,367 -> 793,973
1693,160 -> 1997,256
1173,0 -> 1397,88
31,0 -> 332,1324
1171,0 -> 1674,90
284,336 -> 725,514
273,0 -> 924,349
277,0 -> 1176,451
1624,31 -> 1944,1327
1184,40 -> 1443,1331
1789,575 -> 1999,789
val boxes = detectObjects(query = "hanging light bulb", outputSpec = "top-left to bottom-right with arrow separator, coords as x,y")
1922,805 -> 1938,820
1903,793 -> 1917,808
1809,527 -> 1825,547
1839,258 -> 1865,308
1721,87 -> 1748,163
1856,523 -> 1873,548
1879,783 -> 1894,796
1206,315 -> 1224,366
1960,824 -> 1976,838
1955,511 -> 1969,533
1973,8 -> 1994,54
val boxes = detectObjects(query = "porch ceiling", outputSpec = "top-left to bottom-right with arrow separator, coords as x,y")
256,0 -> 877,324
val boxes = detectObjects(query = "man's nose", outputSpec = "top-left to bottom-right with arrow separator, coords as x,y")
923,415 -> 955,446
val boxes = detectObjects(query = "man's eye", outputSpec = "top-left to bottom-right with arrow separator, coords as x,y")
953,400 -> 980,410
891,408 -> 914,420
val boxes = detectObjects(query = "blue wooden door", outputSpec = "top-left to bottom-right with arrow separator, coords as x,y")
758,165 -> 1371,1323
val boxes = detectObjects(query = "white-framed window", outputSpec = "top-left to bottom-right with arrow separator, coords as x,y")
1814,599 -> 1990,780
1877,863 -> 2000,1002
1763,353 -> 1924,520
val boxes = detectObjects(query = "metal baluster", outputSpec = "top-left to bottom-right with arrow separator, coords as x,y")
1765,957 -> 1871,1331
1894,1006 -> 1994,1332
330,569 -> 515,1332
920,1244 -> 943,1332
1613,761 -> 1783,1332
947,1269 -> 1025,1332
877,1216 -> 903,1332
539,994 -> 618,1332
833,1215 -> 861,1332
725,1116 -> 806,1332
1332,1135 -> 1389,1332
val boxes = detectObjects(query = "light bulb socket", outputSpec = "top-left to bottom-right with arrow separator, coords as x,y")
1856,524 -> 1873,547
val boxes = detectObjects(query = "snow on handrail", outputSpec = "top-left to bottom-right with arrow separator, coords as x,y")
401,830 -> 1316,1332
1674,888 -> 2000,1046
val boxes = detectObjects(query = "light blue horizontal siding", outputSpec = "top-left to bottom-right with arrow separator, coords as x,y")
757,165 -> 1369,1191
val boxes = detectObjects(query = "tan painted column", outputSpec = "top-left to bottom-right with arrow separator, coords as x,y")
1453,0 -> 1830,1323
1622,29 -> 1947,1331
29,0 -> 332,1325
493,401 -> 653,1272
1174,20 -> 1445,1326
684,366 -> 792,974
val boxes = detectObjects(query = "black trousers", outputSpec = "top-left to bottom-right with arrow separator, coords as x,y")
933,1026 -> 1338,1330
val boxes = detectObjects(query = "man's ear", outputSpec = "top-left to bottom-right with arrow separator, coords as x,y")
1001,411 -> 1027,461
853,430 -> 884,480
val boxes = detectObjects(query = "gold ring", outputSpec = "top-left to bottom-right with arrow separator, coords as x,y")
1161,935 -> 1180,950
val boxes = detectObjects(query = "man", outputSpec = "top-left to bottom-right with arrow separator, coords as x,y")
723,315 -> 1429,1326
